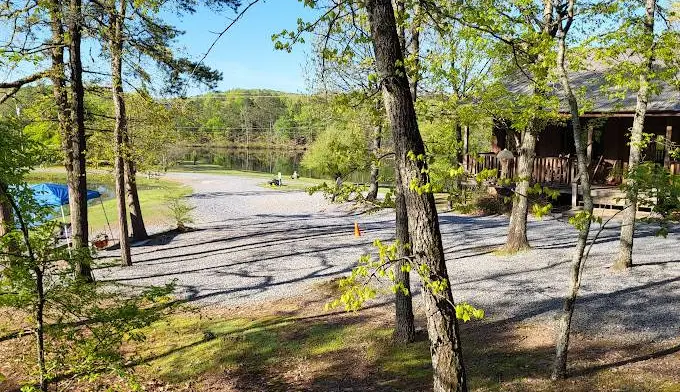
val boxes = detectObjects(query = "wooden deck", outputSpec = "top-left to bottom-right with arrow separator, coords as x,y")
465,154 -> 633,209
571,184 -> 630,209
464,153 -> 680,209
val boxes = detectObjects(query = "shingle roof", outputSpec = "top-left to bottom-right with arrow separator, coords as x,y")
506,66 -> 680,113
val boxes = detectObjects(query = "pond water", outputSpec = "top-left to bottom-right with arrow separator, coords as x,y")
177,147 -> 395,184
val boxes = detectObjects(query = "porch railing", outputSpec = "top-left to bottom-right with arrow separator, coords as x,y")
464,153 -> 680,187
464,153 -> 576,186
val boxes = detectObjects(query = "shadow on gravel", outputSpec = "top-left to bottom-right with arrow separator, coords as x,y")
94,228 -> 202,255
489,275 -> 680,340
128,219 -> 392,258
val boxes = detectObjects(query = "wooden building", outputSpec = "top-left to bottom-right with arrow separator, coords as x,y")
465,68 -> 680,207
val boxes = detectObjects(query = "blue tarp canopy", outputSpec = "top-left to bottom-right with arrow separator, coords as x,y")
31,183 -> 101,207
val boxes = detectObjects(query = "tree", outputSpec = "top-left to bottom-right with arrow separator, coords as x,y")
417,20 -> 494,207
106,0 -> 133,266
301,107 -> 372,178
0,0 -> 94,280
393,0 -> 418,343
365,0 -> 467,389
279,1 -> 417,343
303,7 -> 386,201
422,0 -> 560,253
550,0 -> 596,379
612,0 -> 657,269
66,0 -> 95,280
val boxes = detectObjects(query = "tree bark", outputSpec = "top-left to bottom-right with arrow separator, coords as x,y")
34,263 -> 47,391
614,0 -> 655,270
408,4 -> 420,101
391,0 -> 416,344
502,0 -> 555,254
393,170 -> 415,343
124,152 -> 148,241
366,123 -> 381,202
504,129 -> 536,252
0,184 -> 11,238
67,0 -> 93,280
552,4 -> 594,377
110,0 -> 132,266
0,182 -> 19,256
366,1 -> 467,390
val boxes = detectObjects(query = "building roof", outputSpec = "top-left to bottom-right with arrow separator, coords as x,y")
506,65 -> 680,114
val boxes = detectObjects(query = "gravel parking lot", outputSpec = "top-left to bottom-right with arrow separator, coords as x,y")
97,172 -> 680,340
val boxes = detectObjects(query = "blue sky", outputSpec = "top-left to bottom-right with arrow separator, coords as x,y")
0,0 -> 319,95
166,0 -> 319,94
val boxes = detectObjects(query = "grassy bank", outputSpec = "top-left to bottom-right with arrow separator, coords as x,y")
26,168 -> 191,235
170,164 -> 329,192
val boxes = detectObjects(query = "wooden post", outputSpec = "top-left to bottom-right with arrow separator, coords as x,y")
664,124 -> 672,169
571,182 -> 578,209
462,125 -> 469,171
587,125 -> 594,166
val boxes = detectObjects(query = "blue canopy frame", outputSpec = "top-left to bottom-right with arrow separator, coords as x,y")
30,183 -> 112,251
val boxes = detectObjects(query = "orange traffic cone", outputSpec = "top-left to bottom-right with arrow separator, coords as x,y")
354,222 -> 361,237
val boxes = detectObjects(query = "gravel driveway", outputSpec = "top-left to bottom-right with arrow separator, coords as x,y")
97,172 -> 680,340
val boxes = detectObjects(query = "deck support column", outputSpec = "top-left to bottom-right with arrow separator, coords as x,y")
586,125 -> 594,166
664,124 -> 672,169
463,125 -> 469,166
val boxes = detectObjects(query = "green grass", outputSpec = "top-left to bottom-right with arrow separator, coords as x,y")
26,168 -> 191,234
127,309 -> 680,392
133,311 -> 431,389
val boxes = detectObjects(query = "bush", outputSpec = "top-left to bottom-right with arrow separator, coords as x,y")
452,189 -> 511,216
475,193 -> 512,215
167,196 -> 195,231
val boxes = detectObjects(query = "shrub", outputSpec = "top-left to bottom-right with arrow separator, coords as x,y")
167,196 -> 195,231
475,193 -> 512,215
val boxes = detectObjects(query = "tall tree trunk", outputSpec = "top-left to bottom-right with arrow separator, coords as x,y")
504,129 -> 536,252
0,182 -> 18,256
393,170 -> 415,343
455,125 -> 464,167
391,0 -> 416,344
124,152 -> 148,241
0,184 -> 11,238
34,264 -> 47,391
502,0 -> 554,254
67,0 -> 93,280
366,123 -> 381,202
551,4 -> 594,377
614,0 -> 655,270
110,0 -> 132,267
366,1 -> 467,390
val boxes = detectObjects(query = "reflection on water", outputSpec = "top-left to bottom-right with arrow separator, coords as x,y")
178,147 -> 394,184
